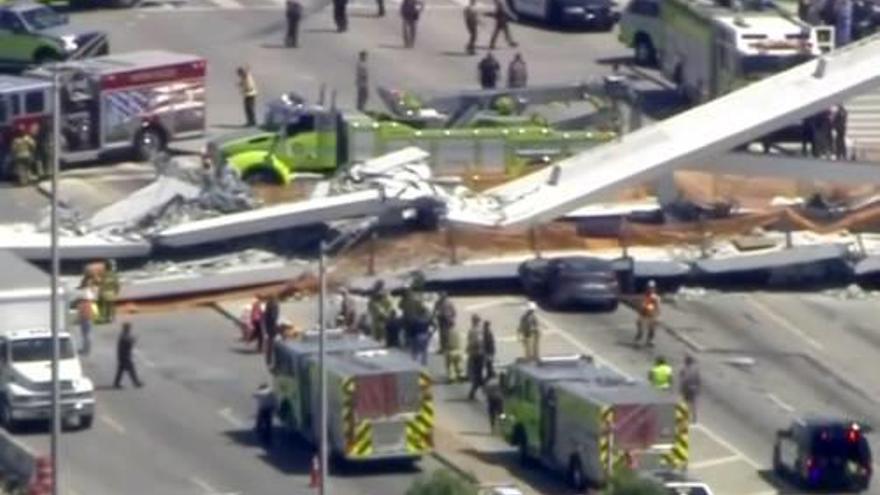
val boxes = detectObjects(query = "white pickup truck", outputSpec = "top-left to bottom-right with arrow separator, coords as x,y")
0,328 -> 95,430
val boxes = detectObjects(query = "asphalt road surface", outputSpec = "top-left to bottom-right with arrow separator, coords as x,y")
16,308 -> 443,495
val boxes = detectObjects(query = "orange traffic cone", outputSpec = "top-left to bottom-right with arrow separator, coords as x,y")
309,455 -> 320,488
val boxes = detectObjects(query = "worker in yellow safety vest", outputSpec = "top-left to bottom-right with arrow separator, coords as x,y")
648,356 -> 673,390
11,128 -> 36,186
635,279 -> 660,347
236,66 -> 258,127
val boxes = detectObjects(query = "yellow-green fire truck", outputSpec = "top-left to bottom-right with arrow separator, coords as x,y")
498,355 -> 689,490
272,331 -> 434,463
209,83 -> 623,185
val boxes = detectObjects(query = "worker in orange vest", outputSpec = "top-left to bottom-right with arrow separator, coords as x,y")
635,280 -> 660,346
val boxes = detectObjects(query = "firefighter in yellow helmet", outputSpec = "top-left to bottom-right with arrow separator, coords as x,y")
11,126 -> 36,186
635,280 -> 660,347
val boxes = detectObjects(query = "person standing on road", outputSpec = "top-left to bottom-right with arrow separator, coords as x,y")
263,294 -> 280,365
98,259 -> 119,324
517,302 -> 540,360
333,0 -> 349,32
482,320 -> 496,379
488,0 -> 517,49
478,51 -> 501,89
114,322 -> 143,388
506,52 -> 528,89
679,354 -> 701,422
400,0 -> 424,48
249,296 -> 265,352
338,287 -> 356,331
11,127 -> 36,186
285,0 -> 303,48
376,0 -> 385,16
485,377 -> 503,433
237,67 -> 258,127
385,309 -> 403,348
464,0 -> 480,55
445,319 -> 465,382
356,51 -> 370,112
77,287 -> 97,356
254,383 -> 276,445
433,292 -> 456,355
368,279 -> 393,342
466,314 -> 485,400
635,280 -> 660,347
649,356 -> 673,391
832,104 -> 848,160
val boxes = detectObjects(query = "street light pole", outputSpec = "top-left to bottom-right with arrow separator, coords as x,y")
49,68 -> 62,495
317,241 -> 328,495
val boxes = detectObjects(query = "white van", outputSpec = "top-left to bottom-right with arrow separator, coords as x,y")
0,328 -> 95,430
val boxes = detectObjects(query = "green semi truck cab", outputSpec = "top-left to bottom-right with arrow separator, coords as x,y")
0,2 -> 108,68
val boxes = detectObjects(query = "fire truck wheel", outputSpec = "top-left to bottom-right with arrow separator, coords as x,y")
134,127 -> 166,162
34,49 -> 61,66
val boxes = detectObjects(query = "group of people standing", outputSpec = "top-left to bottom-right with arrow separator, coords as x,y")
245,294 -> 282,364
77,259 -> 121,356
477,51 -> 528,90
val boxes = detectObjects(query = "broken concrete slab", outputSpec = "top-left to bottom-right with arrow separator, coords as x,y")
118,254 -> 311,301
154,189 -> 407,248
89,175 -> 202,232
0,224 -> 151,261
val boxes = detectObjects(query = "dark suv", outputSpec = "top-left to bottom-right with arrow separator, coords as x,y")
518,256 -> 619,310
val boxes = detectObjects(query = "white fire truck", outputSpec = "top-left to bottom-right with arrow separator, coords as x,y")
0,50 -> 206,178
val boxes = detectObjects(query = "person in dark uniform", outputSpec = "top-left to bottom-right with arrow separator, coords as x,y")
489,0 -> 517,50
385,309 -> 403,348
482,320 -> 496,379
333,0 -> 348,32
376,0 -> 385,16
114,322 -> 143,388
262,294 -> 280,365
356,51 -> 369,111
832,104 -> 848,160
463,0 -> 480,55
400,0 -> 424,48
285,0 -> 303,47
811,109 -> 833,159
478,51 -> 501,89
254,383 -> 276,445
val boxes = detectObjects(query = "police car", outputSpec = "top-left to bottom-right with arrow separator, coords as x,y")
509,0 -> 620,29
773,417 -> 873,492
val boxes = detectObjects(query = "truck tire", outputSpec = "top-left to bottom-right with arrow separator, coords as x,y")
80,414 -> 94,429
514,427 -> 529,465
243,167 -> 282,186
0,399 -> 17,433
34,49 -> 61,66
568,456 -> 587,490
634,35 -> 656,66
133,127 -> 166,162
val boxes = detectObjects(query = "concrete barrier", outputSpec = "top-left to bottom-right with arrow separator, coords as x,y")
0,428 -> 38,489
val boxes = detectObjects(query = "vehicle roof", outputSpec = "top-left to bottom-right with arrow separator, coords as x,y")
3,328 -> 72,341
558,377 -> 676,406
514,355 -> 612,381
30,50 -> 203,77
0,250 -> 52,293
276,331 -> 382,358
0,1 -> 50,13
0,75 -> 51,94
669,0 -> 802,23
324,348 -> 421,376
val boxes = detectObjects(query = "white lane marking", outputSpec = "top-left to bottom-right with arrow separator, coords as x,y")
217,407 -> 247,428
465,297 -> 520,312
766,393 -> 795,413
189,476 -> 240,495
536,313 -> 630,379
134,350 -> 157,368
747,296 -> 824,351
692,424 -> 761,470
689,454 -> 742,470
99,414 -> 127,434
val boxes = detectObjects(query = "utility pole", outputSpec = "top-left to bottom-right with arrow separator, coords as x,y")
49,68 -> 61,495
317,241 -> 328,495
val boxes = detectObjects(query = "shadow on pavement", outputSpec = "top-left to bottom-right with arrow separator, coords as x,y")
224,428 -> 311,475
459,447 -> 577,494
757,469 -> 802,494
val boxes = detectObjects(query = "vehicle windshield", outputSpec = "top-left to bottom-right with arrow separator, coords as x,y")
11,338 -> 75,362
21,6 -> 67,30
811,429 -> 872,463
740,54 -> 813,79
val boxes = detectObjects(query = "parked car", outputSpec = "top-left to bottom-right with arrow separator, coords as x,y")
0,1 -> 108,68
518,256 -> 619,310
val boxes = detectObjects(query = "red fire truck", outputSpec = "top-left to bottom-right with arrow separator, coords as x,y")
0,50 -> 206,179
